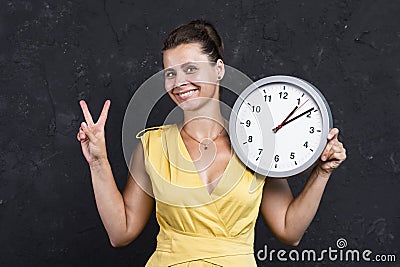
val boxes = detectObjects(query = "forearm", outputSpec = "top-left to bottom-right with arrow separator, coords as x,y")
89,158 -> 128,244
284,167 -> 331,243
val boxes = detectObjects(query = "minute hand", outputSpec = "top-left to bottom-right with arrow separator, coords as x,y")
279,107 -> 315,129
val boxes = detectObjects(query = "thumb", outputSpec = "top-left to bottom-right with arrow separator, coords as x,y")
81,122 -> 95,140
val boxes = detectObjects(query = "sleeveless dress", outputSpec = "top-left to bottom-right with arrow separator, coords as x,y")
136,124 -> 266,267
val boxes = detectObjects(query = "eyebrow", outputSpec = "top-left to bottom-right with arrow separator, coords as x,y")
180,62 -> 198,69
164,62 -> 199,73
164,68 -> 175,73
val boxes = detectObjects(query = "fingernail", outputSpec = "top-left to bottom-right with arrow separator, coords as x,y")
82,122 -> 86,129
321,156 -> 326,161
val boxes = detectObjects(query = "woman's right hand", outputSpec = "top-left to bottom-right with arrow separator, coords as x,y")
77,99 -> 111,166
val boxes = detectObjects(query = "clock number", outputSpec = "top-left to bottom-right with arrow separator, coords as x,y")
248,136 -> 253,142
306,110 -> 312,118
309,127 -> 315,133
279,92 -> 288,99
290,152 -> 295,159
303,141 -> 308,148
252,105 -> 261,113
246,120 -> 251,127
258,148 -> 263,155
297,98 -> 300,105
264,95 -> 272,102
274,155 -> 280,162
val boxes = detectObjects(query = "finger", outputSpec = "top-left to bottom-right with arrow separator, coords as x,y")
77,126 -> 87,140
77,133 -> 87,142
322,129 -> 342,160
328,128 -> 339,140
331,142 -> 345,154
79,100 -> 95,126
81,121 -> 95,140
326,149 -> 347,162
97,99 -> 111,126
77,129 -> 86,141
320,160 -> 341,170
321,139 -> 335,161
324,140 -> 345,160
329,140 -> 345,156
80,131 -> 87,141
77,128 -> 84,140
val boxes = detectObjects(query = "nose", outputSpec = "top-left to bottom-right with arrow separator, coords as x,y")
174,71 -> 188,88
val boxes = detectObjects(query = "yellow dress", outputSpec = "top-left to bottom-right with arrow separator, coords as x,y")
137,124 -> 265,267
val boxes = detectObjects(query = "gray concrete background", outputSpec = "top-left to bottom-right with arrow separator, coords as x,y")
0,0 -> 399,266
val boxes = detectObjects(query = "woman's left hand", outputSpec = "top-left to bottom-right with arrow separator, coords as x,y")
316,128 -> 347,175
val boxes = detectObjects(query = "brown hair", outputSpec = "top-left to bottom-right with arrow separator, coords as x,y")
162,20 -> 224,62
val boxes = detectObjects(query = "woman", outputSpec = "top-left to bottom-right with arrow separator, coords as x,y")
77,20 -> 346,266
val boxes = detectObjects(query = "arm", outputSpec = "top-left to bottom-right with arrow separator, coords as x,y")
260,128 -> 346,246
89,143 -> 154,247
77,100 -> 154,247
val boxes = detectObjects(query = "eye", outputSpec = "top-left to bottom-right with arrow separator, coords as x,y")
185,65 -> 197,73
164,70 -> 176,79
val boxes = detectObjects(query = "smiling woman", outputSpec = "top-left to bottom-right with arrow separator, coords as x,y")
77,19 -> 346,267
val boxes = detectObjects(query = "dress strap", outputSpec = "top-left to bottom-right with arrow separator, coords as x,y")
135,126 -> 164,139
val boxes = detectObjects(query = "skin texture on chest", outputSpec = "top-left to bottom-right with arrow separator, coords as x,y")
181,134 -> 232,193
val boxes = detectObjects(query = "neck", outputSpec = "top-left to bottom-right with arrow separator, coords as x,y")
181,102 -> 226,139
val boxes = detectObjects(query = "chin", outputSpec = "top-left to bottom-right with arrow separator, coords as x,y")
176,98 -> 209,111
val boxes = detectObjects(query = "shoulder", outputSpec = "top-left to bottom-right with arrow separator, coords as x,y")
135,124 -> 176,140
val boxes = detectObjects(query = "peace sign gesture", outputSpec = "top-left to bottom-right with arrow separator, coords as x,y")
77,100 -> 111,166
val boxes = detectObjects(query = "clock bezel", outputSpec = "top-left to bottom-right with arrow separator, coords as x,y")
229,75 -> 333,178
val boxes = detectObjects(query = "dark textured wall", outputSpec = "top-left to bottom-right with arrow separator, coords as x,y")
1,0 -> 399,266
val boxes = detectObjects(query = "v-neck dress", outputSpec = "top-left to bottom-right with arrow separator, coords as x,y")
137,124 -> 266,266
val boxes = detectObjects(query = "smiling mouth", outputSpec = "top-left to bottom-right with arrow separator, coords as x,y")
174,88 -> 199,100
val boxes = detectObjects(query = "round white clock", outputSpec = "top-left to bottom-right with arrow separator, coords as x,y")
229,75 -> 333,178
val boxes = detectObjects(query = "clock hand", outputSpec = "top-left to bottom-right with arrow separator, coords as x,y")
279,107 -> 315,128
272,106 -> 298,133
272,98 -> 310,133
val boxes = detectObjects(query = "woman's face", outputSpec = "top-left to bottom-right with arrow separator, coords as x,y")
163,43 -> 224,111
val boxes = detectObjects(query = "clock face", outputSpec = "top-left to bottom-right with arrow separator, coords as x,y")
229,76 -> 332,178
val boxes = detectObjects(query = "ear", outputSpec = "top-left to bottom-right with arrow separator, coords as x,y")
216,59 -> 225,80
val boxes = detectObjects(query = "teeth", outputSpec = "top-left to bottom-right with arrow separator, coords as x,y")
178,89 -> 196,98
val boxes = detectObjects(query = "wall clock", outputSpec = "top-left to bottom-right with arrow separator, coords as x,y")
229,75 -> 332,178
